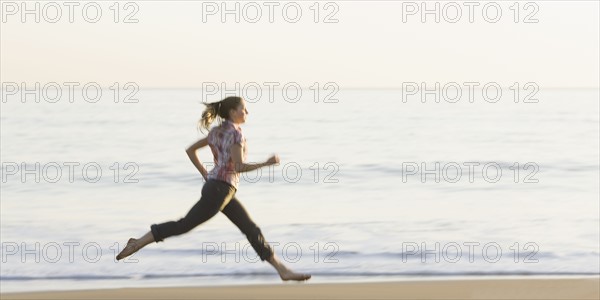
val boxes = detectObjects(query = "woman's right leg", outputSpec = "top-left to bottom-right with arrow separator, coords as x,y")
116,180 -> 236,260
221,197 -> 311,281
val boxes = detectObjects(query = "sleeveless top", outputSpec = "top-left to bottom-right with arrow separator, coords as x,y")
207,120 -> 247,189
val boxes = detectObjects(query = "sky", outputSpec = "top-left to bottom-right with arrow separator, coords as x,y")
1,1 -> 599,89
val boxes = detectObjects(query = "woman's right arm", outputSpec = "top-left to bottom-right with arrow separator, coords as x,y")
230,144 -> 279,173
186,137 -> 209,180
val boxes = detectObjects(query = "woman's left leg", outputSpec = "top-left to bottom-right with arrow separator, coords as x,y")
221,197 -> 311,281
220,196 -> 273,261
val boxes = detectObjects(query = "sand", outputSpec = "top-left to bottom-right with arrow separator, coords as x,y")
2,277 -> 598,299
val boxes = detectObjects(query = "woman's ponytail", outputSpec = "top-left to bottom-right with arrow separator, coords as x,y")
197,96 -> 242,133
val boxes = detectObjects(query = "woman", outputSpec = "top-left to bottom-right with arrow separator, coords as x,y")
116,96 -> 311,281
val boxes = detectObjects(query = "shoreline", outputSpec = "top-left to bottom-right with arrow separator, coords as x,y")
2,276 -> 599,299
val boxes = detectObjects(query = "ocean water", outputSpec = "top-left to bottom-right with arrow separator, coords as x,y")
1,88 -> 599,293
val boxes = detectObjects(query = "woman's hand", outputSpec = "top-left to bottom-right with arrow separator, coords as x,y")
231,145 -> 279,172
266,154 -> 280,166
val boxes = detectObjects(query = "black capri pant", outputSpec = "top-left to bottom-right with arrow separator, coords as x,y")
150,179 -> 274,261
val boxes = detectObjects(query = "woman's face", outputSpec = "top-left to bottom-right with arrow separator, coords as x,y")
229,99 -> 248,124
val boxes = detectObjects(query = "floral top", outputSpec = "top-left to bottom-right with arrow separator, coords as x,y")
207,120 -> 247,189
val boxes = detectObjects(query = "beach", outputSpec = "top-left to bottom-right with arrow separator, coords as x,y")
2,0 -> 599,299
2,277 -> 599,299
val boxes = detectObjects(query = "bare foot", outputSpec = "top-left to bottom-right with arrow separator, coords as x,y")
267,255 -> 311,281
279,269 -> 312,281
116,238 -> 139,260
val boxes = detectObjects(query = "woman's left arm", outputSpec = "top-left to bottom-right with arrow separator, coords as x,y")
186,137 -> 209,180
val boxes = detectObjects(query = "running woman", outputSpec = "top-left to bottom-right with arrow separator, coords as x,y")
116,96 -> 311,281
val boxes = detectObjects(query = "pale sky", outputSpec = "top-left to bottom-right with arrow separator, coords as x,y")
1,1 -> 599,89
